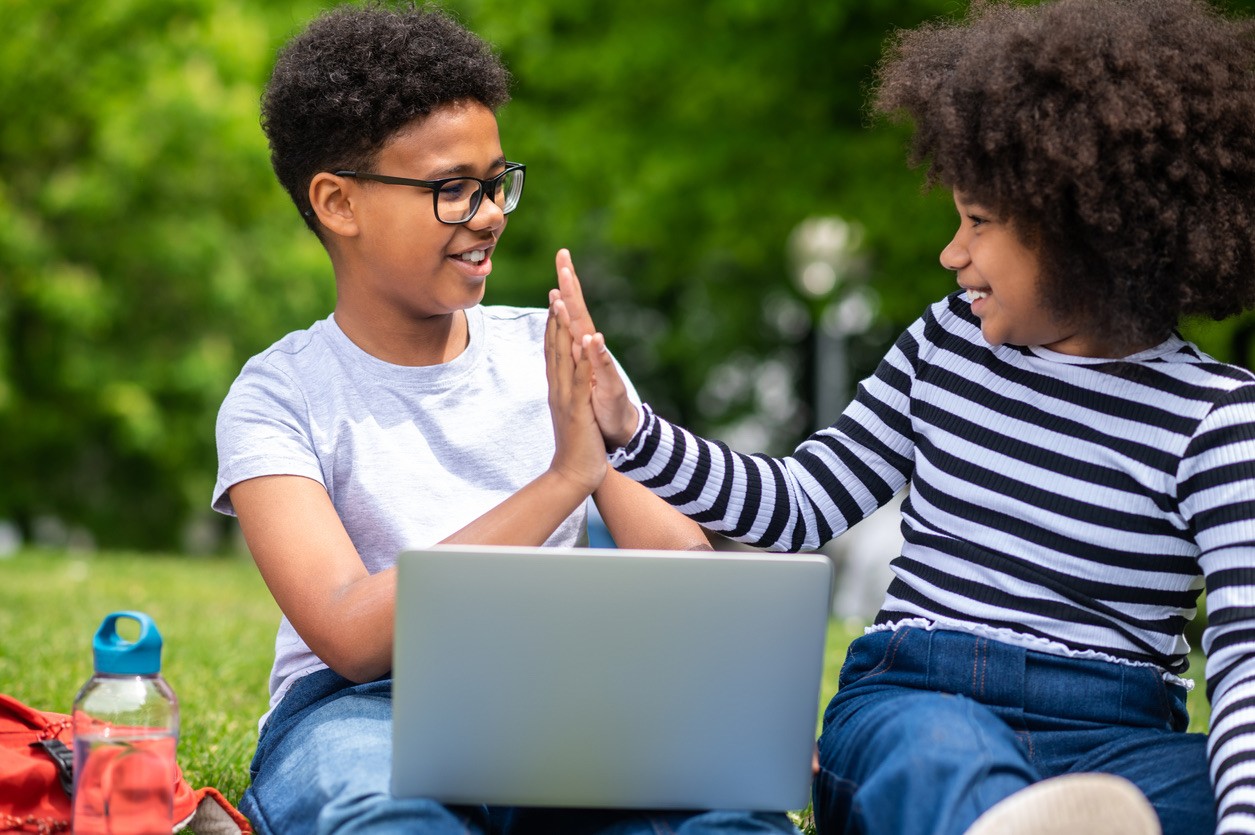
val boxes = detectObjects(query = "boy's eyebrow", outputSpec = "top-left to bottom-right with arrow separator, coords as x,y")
429,155 -> 508,177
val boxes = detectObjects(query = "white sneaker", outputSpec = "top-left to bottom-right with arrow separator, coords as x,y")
964,773 -> 1161,835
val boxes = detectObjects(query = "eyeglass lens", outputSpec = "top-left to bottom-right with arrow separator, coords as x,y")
437,168 -> 523,224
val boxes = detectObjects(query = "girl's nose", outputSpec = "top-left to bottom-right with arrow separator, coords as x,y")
939,235 -> 968,272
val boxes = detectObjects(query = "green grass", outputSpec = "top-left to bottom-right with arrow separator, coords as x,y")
0,548 -> 278,804
0,548 -> 1209,829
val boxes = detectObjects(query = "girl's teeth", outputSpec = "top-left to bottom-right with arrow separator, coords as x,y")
459,250 -> 486,263
967,289 -> 989,302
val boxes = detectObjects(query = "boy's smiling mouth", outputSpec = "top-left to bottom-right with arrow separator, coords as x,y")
449,243 -> 496,278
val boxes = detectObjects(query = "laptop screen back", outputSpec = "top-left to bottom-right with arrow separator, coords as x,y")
391,545 -> 832,812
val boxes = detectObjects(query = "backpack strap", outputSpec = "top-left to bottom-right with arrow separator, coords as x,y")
32,738 -> 74,797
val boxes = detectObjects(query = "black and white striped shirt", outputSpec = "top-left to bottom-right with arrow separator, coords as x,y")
610,291 -> 1255,832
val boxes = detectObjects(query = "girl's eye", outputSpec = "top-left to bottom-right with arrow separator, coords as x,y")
968,214 -> 988,228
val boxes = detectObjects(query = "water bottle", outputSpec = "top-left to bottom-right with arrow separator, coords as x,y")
72,611 -> 179,835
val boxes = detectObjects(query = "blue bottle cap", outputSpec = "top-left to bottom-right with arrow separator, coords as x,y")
92,611 -> 163,675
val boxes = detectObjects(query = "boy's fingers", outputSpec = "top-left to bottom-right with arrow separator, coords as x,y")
555,249 -> 579,293
552,298 -> 586,361
547,303 -> 572,374
555,248 -> 595,339
544,304 -> 560,378
572,339 -> 594,390
553,297 -> 572,329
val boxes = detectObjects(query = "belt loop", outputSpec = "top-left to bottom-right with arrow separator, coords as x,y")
979,635 -> 1028,710
1117,664 -> 1127,725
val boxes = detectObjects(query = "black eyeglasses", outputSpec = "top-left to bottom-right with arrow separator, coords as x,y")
334,162 -> 526,225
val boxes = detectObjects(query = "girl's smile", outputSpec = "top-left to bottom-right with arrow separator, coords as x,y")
940,190 -> 1131,358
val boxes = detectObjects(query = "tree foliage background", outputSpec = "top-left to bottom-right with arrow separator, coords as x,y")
3,0 -> 1254,551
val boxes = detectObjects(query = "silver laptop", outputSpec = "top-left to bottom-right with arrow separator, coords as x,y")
391,544 -> 832,811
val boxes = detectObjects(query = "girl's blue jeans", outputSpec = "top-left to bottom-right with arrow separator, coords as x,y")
238,667 -> 800,834
813,627 -> 1215,835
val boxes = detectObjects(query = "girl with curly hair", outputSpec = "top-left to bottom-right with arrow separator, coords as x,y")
550,0 -> 1255,832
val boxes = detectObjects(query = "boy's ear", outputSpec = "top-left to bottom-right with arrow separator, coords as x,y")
308,173 -> 360,237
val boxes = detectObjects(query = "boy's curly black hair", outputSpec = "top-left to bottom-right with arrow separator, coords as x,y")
874,0 -> 1255,351
262,2 -> 511,235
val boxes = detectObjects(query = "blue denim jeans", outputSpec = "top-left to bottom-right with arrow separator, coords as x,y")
812,627 -> 1214,835
239,668 -> 800,834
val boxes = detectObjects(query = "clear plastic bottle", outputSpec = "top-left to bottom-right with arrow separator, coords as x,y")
72,611 -> 179,835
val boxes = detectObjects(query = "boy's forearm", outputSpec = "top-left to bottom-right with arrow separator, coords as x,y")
441,467 -> 599,548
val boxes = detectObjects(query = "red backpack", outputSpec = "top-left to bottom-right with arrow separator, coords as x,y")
0,693 -> 251,834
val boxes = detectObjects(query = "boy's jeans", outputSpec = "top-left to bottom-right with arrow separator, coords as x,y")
239,667 -> 800,835
813,627 -> 1214,835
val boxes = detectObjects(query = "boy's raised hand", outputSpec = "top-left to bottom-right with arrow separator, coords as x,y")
545,299 -> 609,496
554,248 -> 596,354
549,249 -> 640,450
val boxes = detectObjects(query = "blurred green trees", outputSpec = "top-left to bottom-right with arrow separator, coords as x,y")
3,0 -> 1253,550
2,0 -> 332,548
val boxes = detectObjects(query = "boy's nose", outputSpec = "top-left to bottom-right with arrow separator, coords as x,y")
465,194 -> 506,231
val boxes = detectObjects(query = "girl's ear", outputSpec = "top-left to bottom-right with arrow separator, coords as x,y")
308,173 -> 360,238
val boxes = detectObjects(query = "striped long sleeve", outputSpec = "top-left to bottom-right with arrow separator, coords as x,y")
610,292 -> 1255,831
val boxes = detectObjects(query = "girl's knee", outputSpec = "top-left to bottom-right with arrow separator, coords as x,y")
816,690 -> 1034,834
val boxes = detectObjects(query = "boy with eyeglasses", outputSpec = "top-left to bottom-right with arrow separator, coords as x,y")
211,5 -> 796,834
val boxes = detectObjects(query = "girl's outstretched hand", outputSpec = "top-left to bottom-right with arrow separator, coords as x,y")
547,304 -> 639,451
581,329 -> 641,450
544,298 -> 608,496
552,248 -> 641,450
554,246 -> 642,447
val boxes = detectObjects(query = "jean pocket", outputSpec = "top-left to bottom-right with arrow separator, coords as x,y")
838,629 -> 906,689
1164,680 -> 1190,732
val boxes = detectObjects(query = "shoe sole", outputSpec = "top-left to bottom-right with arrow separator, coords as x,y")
964,773 -> 1161,835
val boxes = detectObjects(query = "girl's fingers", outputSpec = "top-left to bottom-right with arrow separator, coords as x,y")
588,333 -> 615,375
583,332 -> 639,447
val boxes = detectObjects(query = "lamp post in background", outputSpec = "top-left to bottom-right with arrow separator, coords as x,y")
788,216 -> 872,427
788,216 -> 904,622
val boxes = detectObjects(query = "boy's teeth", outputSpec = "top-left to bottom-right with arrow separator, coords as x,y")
967,289 -> 989,302
458,250 -> 486,263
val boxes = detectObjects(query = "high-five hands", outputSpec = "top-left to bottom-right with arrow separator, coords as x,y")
544,295 -> 609,496
550,249 -> 640,450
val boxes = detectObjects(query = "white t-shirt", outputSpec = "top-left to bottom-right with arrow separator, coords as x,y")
213,305 -> 630,714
